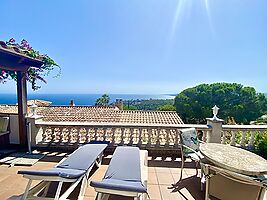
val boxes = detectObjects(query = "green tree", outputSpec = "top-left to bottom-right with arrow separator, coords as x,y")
95,94 -> 110,106
174,83 -> 267,124
158,104 -> 176,111
125,99 -> 174,110
123,105 -> 138,110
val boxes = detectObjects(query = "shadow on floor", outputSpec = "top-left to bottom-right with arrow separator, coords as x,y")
149,158 -> 198,169
169,175 -> 205,200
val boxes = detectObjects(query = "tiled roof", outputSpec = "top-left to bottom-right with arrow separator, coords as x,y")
0,105 -> 184,125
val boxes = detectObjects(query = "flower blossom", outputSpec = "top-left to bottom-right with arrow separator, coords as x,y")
9,38 -> 15,43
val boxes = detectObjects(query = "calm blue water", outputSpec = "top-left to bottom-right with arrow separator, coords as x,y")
0,93 -> 175,106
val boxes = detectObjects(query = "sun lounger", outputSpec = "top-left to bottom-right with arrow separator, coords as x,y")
90,146 -> 148,200
18,144 -> 107,200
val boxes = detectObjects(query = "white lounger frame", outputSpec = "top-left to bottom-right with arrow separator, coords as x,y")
94,150 -> 148,200
21,151 -> 104,200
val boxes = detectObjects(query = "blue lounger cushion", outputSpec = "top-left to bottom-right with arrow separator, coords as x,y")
91,179 -> 147,193
18,168 -> 86,179
18,144 -> 107,179
90,146 -> 147,193
57,144 -> 107,170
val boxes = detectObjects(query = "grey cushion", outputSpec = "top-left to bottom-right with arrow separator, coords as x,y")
57,144 -> 107,171
18,168 -> 85,179
90,146 -> 147,193
91,179 -> 147,193
18,144 -> 107,179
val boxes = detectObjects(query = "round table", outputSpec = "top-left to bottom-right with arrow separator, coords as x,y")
199,143 -> 267,176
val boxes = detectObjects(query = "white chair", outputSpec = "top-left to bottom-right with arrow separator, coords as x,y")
172,128 -> 205,190
203,164 -> 267,200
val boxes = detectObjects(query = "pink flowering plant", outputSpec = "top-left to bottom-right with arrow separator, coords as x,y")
0,38 -> 60,90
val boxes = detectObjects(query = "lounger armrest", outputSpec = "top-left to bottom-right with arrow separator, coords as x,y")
18,168 -> 86,179
90,179 -> 147,193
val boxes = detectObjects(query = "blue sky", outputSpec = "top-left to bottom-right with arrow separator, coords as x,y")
0,0 -> 266,94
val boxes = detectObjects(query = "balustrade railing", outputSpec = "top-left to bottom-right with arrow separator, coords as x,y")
222,125 -> 267,148
35,121 -> 210,149
34,121 -> 267,150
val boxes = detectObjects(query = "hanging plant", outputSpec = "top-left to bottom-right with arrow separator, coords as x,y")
0,38 -> 60,90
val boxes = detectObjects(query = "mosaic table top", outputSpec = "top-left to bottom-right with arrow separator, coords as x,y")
200,143 -> 267,176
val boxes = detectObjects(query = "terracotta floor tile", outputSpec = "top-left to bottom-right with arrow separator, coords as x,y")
148,167 -> 156,173
84,185 -> 97,197
148,172 -> 158,185
155,167 -> 170,174
170,168 -> 181,174
184,168 -> 198,176
147,184 -> 161,200
84,196 -> 96,200
157,172 -> 175,185
159,185 -> 182,200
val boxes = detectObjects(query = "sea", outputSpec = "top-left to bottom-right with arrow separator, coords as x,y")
0,93 -> 175,106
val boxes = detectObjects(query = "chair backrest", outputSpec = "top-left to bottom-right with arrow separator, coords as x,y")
0,117 -> 9,133
180,128 -> 199,154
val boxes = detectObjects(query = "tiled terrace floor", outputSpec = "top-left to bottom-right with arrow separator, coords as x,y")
0,151 -> 204,200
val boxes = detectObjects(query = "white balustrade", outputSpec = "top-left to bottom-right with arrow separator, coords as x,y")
35,121 -> 267,150
222,125 -> 267,148
35,122 -> 210,150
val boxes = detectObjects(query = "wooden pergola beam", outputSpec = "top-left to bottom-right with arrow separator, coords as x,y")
0,42 -> 44,146
17,71 -> 27,145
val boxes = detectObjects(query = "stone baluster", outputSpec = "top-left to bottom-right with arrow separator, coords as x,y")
201,130 -> 207,142
111,128 -> 116,145
58,127 -> 63,143
174,129 -> 179,148
146,128 -> 152,148
248,130 -> 256,149
77,127 -> 82,144
240,130 -> 246,147
137,128 -> 142,147
129,128 -> 134,145
51,127 -> 55,142
156,128 -> 160,147
65,128 -> 71,144
94,128 -> 98,141
165,128 -> 170,147
85,128 -> 90,143
221,131 -> 226,144
120,128 -> 125,145
230,130 -> 236,146
103,127 -> 107,141
41,126 -> 47,142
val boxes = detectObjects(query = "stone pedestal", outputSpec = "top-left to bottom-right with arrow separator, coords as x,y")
206,117 -> 224,143
26,115 -> 43,147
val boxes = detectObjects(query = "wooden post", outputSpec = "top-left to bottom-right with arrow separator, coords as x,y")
17,71 -> 27,146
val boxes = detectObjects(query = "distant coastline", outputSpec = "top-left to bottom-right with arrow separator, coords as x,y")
0,93 -> 175,106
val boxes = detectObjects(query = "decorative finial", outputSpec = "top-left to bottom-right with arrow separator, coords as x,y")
30,103 -> 38,116
212,105 -> 219,119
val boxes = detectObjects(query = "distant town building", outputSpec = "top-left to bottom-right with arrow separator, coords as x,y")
27,99 -> 52,107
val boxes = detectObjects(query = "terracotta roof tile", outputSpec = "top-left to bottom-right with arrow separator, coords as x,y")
0,105 -> 183,125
